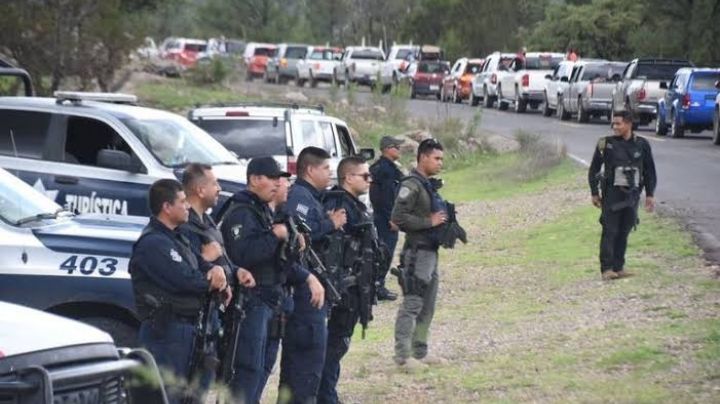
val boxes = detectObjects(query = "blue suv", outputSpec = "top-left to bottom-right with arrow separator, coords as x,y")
656,68 -> 720,138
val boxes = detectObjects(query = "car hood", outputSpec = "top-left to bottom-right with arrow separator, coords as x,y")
31,214 -> 146,258
0,301 -> 113,358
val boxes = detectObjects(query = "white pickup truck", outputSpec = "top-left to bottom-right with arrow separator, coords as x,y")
379,44 -> 419,92
560,60 -> 627,122
496,52 -> 564,113
296,46 -> 342,87
335,46 -> 386,88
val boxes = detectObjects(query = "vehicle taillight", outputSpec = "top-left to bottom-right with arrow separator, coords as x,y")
287,155 -> 297,176
682,94 -> 691,109
226,111 -> 249,117
588,82 -> 594,97
521,74 -> 529,87
636,88 -> 646,101
491,73 -> 497,84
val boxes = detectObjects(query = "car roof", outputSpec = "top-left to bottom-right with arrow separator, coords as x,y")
0,96 -> 184,121
677,67 -> 720,75
524,52 -> 565,58
190,103 -> 325,119
633,58 -> 692,65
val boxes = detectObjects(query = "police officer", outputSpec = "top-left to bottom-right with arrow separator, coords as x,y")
589,110 -> 657,280
219,157 -> 294,403
318,156 -> 378,404
130,179 -> 227,404
392,138 -> 448,370
257,174 -> 326,401
280,146 -> 346,403
180,163 -> 256,396
369,136 -> 405,302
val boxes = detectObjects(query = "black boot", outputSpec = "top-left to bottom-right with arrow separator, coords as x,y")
377,286 -> 398,301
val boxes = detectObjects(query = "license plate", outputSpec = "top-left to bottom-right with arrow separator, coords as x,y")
429,85 -> 439,91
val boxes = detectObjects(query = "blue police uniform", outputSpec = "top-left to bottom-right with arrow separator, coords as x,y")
130,216 -> 211,404
318,187 -> 371,404
369,156 -> 403,289
220,189 -> 284,403
279,178 -> 332,403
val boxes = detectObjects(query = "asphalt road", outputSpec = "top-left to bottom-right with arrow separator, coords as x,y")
283,83 -> 720,262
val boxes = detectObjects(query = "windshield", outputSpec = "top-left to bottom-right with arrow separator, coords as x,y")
350,50 -> 384,61
691,73 -> 720,91
254,47 -> 276,57
194,118 -> 287,159
582,63 -> 627,81
0,169 -> 65,225
636,64 -> 689,80
184,43 -> 207,52
523,56 -> 563,70
465,63 -> 483,74
285,47 -> 308,59
396,49 -> 413,60
122,117 -> 239,168
418,62 -> 445,74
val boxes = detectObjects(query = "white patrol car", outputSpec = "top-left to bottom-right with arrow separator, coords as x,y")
0,166 -> 146,347
187,102 -> 374,183
0,301 -> 167,403
0,92 -> 247,218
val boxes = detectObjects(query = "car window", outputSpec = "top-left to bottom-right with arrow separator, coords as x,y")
297,120 -> 321,151
675,73 -> 687,91
336,124 -> 353,157
285,47 -> 308,59
466,63 -> 483,74
582,63 -> 625,81
350,50 -> 384,60
122,116 -> 238,168
0,168 -> 64,225
0,109 -> 51,159
254,47 -> 276,57
0,76 -> 28,96
395,49 -> 413,60
524,56 -> 563,70
64,116 -> 136,167
195,118 -> 287,159
570,66 -> 581,82
636,64 -> 688,81
690,73 -> 720,91
184,43 -> 207,52
318,121 -> 337,157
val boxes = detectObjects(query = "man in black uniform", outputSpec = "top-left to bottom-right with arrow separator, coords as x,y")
219,157 -> 293,403
318,156 -> 381,404
130,179 -> 227,404
589,110 -> 657,280
369,136 -> 404,301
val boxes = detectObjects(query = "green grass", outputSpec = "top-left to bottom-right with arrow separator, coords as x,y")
135,80 -> 250,112
441,155 -> 578,202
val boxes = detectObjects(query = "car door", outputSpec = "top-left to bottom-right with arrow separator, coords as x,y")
567,65 -> 582,111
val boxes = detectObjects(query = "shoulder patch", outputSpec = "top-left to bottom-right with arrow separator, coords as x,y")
169,248 -> 183,263
231,224 -> 243,240
296,203 -> 309,217
398,186 -> 411,200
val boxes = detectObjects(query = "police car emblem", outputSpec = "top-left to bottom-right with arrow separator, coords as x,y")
296,203 -> 309,216
231,224 -> 243,240
170,248 -> 183,262
398,187 -> 411,199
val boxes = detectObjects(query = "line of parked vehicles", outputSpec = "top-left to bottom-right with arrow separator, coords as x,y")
217,36 -> 720,145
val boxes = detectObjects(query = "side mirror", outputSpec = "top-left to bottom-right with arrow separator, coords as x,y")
545,74 -> 552,80
659,81 -> 668,89
358,148 -> 375,161
97,149 -> 143,173
560,76 -> 569,83
715,80 -> 720,89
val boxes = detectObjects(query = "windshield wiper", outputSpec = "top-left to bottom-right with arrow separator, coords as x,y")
15,209 -> 70,225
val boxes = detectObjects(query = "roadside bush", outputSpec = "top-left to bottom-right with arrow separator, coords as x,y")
511,130 -> 567,181
185,57 -> 231,85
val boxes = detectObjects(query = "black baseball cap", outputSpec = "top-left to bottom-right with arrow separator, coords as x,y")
247,157 -> 291,178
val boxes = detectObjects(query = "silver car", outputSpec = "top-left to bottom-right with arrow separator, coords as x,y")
563,61 -> 627,122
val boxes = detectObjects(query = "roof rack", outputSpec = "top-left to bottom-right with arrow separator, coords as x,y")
192,102 -> 325,113
54,91 -> 138,105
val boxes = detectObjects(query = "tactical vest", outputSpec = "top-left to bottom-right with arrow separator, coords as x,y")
131,226 -> 204,319
597,136 -> 644,191
401,174 -> 447,248
220,200 -> 284,287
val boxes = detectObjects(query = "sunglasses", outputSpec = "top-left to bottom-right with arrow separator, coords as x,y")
349,173 -> 372,181
419,138 -> 441,147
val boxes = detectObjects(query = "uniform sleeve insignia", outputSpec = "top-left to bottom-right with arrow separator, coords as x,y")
170,248 -> 183,263
231,224 -> 243,240
398,186 -> 411,199
296,203 -> 309,217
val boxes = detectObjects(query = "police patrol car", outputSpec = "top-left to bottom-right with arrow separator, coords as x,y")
0,301 -> 168,403
0,91 -> 246,217
0,166 -> 146,347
